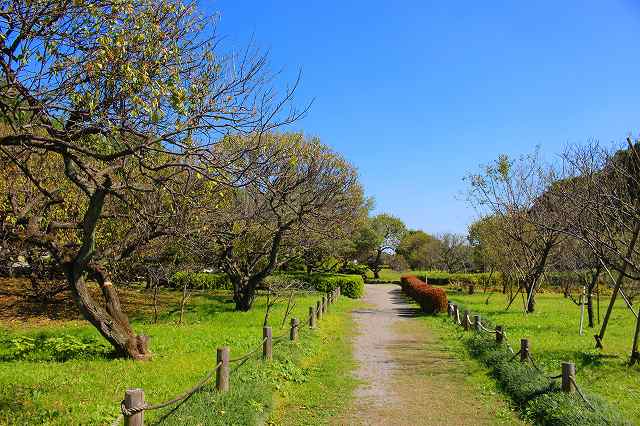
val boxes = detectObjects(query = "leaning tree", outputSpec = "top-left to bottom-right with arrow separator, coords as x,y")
0,0 -> 300,358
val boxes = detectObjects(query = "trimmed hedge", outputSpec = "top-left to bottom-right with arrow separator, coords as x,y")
169,272 -> 232,290
400,275 -> 448,314
312,273 -> 365,298
283,272 -> 365,299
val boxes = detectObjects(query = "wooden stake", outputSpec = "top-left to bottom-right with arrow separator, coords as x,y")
309,306 -> 316,328
520,339 -> 529,362
290,318 -> 299,341
216,347 -> 230,392
562,362 -> 576,393
263,326 -> 272,361
496,325 -> 504,344
124,388 -> 144,426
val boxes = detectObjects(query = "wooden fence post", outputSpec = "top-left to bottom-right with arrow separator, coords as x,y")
463,310 -> 470,330
263,326 -> 272,361
473,315 -> 481,332
452,304 -> 458,323
322,295 -> 327,313
496,326 -> 504,344
309,306 -> 316,328
216,347 -> 230,392
290,318 -> 299,341
337,287 -> 340,297
562,362 -> 576,393
124,388 -> 144,426
520,339 -> 529,362
447,303 -> 453,318
316,301 -> 322,320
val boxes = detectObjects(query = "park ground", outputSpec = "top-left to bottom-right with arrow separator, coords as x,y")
1,277 -> 638,424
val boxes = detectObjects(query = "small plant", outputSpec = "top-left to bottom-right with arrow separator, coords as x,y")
0,334 -> 110,362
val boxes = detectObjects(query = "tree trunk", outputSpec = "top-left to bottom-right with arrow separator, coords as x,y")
526,287 -> 536,313
233,276 -> 258,311
586,266 -> 601,328
64,266 -> 150,360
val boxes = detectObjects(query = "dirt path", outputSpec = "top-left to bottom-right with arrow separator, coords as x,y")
334,284 -> 520,426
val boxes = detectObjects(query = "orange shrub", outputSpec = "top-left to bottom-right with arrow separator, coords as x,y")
400,275 -> 448,314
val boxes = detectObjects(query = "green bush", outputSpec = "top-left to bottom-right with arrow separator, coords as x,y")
284,273 -> 364,299
418,271 -> 503,288
0,334 -> 110,362
311,273 -> 364,299
338,262 -> 368,277
169,272 -> 232,290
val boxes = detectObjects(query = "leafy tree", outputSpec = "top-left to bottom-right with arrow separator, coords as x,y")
0,1 -> 299,358
466,152 -> 564,312
362,214 -> 406,278
196,133 -> 363,311
396,230 -> 441,270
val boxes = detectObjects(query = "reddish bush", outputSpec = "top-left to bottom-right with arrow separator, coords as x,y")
400,275 -> 448,314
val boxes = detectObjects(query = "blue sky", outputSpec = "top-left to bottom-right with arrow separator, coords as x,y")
206,0 -> 640,235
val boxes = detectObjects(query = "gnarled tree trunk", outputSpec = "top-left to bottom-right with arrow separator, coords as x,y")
232,276 -> 259,311
63,264 -> 150,360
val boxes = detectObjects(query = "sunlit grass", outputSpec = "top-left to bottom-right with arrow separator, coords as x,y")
447,289 -> 640,421
0,287 -> 360,425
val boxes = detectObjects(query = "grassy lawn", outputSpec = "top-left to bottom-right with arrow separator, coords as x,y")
414,314 -> 525,424
365,268 -> 424,282
267,299 -> 361,425
446,289 -> 640,422
0,282 -> 361,425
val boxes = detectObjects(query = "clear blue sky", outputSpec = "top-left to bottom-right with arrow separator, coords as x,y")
206,0 -> 640,235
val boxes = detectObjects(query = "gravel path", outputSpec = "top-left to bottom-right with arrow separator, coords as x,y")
334,284 -> 520,426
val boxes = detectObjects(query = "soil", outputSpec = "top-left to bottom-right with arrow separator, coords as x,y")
334,284 -> 521,426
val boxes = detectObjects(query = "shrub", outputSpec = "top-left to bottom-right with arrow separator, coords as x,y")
0,334 -> 110,362
311,273 -> 364,299
400,275 -> 448,314
338,262 -> 369,278
169,272 -> 232,290
278,272 -> 365,298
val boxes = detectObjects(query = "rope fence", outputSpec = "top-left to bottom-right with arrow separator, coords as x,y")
446,301 -> 605,419
110,286 -> 342,426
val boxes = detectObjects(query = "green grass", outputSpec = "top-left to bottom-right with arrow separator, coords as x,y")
0,287 -> 360,425
446,289 -> 640,422
394,301 -> 522,424
267,299 -> 361,425
365,268 -> 425,282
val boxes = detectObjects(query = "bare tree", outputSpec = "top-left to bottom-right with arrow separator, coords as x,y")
466,151 -> 564,312
552,139 -> 640,360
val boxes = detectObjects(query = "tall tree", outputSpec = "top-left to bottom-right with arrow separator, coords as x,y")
552,139 -> 640,358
